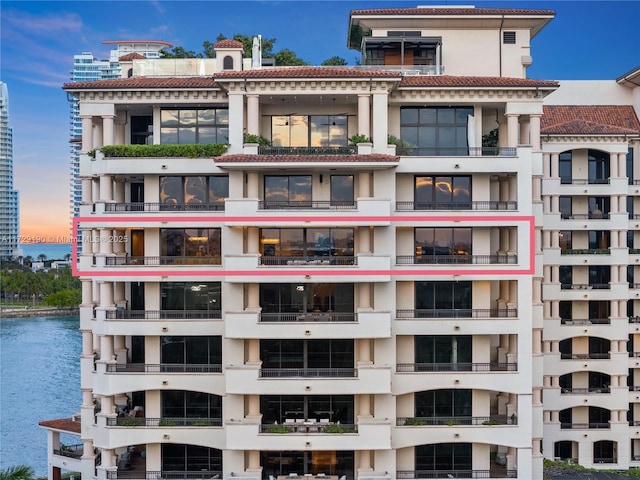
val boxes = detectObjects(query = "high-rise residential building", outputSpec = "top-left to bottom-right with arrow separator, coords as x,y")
41,6 -> 640,480
68,41 -> 173,239
0,81 -> 19,258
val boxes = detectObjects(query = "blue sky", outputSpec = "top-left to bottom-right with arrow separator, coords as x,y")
1,0 -> 639,238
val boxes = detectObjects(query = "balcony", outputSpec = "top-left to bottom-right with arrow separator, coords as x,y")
259,255 -> 356,266
105,363 -> 222,373
560,283 -> 610,290
560,249 -> 610,255
396,470 -> 517,479
396,254 -> 517,265
259,368 -> 357,378
104,256 -> 221,266
396,363 -> 517,373
396,415 -> 517,426
560,353 -> 610,360
53,443 -> 83,459
258,146 -> 357,155
259,421 -> 357,434
395,201 -> 517,211
560,423 -> 610,429
104,202 -> 225,213
398,146 -> 517,157
258,200 -> 356,210
106,471 -> 222,480
560,387 -> 610,394
105,310 -> 221,320
561,318 -> 610,325
224,310 -> 391,339
396,309 -> 517,319
106,417 -> 222,427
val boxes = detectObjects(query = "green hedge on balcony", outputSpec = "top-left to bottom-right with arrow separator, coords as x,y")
97,144 -> 228,158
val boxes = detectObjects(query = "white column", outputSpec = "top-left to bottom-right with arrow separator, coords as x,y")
247,172 -> 259,198
115,117 -> 126,145
246,94 -> 260,135
372,92 -> 388,153
102,115 -> 115,146
81,116 -> 94,152
506,114 -> 519,147
99,175 -> 113,202
228,92 -> 245,153
543,153 -> 551,178
619,153 -> 628,179
81,178 -> 93,204
551,154 -> 559,179
530,114 -> 541,151
357,94 -> 371,138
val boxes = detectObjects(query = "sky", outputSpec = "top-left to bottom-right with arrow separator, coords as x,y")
1,0 -> 639,241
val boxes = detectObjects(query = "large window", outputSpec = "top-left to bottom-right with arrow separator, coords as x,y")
161,336 -> 222,367
260,395 -> 354,425
415,175 -> 471,208
588,149 -> 610,184
160,108 -> 228,144
161,444 -> 222,473
330,175 -> 354,206
161,390 -> 222,419
588,196 -> 610,217
559,196 -> 572,218
260,228 -> 354,263
401,107 -> 474,156
415,389 -> 472,418
416,443 -> 472,472
261,450 -> 354,479
415,227 -> 471,258
264,175 -> 312,206
271,115 -> 348,147
589,266 -> 610,288
415,336 -> 472,367
160,176 -> 228,209
161,282 -> 221,313
160,228 -> 221,262
628,148 -> 635,185
260,283 -> 354,314
559,151 -> 572,184
260,339 -> 354,370
415,281 -> 472,315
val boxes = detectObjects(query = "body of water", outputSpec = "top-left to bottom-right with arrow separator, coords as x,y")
0,315 -> 81,475
18,243 -> 72,261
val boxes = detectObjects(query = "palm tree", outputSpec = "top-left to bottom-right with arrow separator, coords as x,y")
37,254 -> 47,262
0,465 -> 35,480
64,253 -> 71,262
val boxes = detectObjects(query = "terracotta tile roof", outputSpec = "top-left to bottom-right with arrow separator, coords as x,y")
214,66 -> 401,79
215,154 -> 399,163
214,39 -> 244,49
64,76 -> 219,90
399,76 -> 559,88
39,418 -> 81,434
351,7 -> 555,16
541,106 -> 640,135
119,52 -> 146,61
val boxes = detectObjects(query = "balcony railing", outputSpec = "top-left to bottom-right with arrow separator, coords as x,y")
258,200 -> 356,210
397,470 -> 517,479
594,458 -> 616,464
358,63 -> 445,75
560,284 -> 610,290
630,387 -> 640,392
104,202 -> 225,212
395,201 -> 517,211
105,256 -> 221,266
630,316 -> 640,324
259,312 -> 357,322
560,249 -> 610,255
560,353 -> 610,360
560,178 -> 611,185
561,213 -> 611,220
105,310 -> 221,320
630,283 -> 640,290
53,444 -> 83,459
107,471 -> 222,480
560,387 -> 610,394
561,318 -> 611,325
259,368 -> 357,378
397,146 -> 517,157
258,146 -> 357,155
396,362 -> 517,372
259,256 -> 356,266
106,417 -> 222,427
396,415 -> 517,426
396,254 -> 517,265
560,423 -> 610,429
259,422 -> 357,434
105,363 -> 222,373
396,309 -> 518,319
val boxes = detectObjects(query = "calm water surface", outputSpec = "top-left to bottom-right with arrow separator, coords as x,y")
0,316 -> 81,475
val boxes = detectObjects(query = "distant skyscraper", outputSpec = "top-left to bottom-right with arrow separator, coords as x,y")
0,82 -> 19,258
68,41 -> 172,241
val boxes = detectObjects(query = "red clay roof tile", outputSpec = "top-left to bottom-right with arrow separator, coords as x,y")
118,52 -> 146,61
399,76 -> 558,88
213,39 -> 245,49
39,418 -> 81,434
214,66 -> 401,79
541,106 -> 640,135
64,76 -> 219,90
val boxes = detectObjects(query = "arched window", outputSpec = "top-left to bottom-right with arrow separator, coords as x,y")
223,55 -> 234,70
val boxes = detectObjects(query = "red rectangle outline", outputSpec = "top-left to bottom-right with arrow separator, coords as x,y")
72,215 -> 535,277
